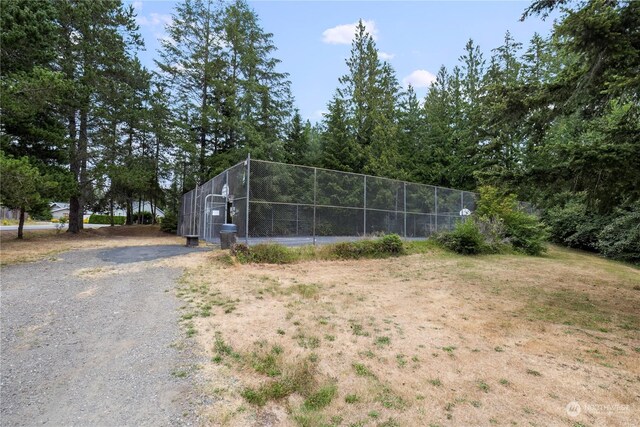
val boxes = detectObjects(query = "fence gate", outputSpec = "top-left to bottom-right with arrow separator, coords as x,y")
202,194 -> 227,243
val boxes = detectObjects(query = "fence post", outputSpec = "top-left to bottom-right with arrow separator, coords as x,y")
460,191 -> 464,223
363,175 -> 367,236
313,167 -> 317,245
245,154 -> 250,245
193,185 -> 197,236
434,187 -> 438,233
403,182 -> 407,238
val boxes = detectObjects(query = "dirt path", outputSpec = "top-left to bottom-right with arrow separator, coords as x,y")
1,245 -> 206,426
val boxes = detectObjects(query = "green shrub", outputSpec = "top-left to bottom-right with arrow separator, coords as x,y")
597,203 -> 640,264
160,211 -> 178,233
133,211 -> 154,224
543,197 -> 607,251
476,186 -> 547,256
504,210 -> 548,255
436,219 -> 487,255
332,240 -> 377,259
88,214 -> 126,225
230,234 -> 406,264
331,234 -> 406,259
31,208 -> 53,221
378,234 -> 405,255
232,243 -> 297,264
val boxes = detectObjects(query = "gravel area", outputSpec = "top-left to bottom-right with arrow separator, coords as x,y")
1,246 -> 205,426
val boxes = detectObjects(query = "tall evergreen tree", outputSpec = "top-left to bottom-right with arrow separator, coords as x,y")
321,96 -> 358,172
324,20 -> 401,176
283,110 -> 309,165
157,0 -> 293,182
55,0 -> 142,232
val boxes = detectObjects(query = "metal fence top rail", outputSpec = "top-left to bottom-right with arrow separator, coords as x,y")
249,158 -> 476,194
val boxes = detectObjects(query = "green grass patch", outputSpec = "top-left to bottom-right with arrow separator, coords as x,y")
285,283 -> 320,298
477,380 -> 490,392
376,385 -> 406,410
345,394 -> 360,404
302,383 -> 337,410
295,333 -> 321,349
375,336 -> 391,347
353,363 -> 375,378
250,347 -> 282,377
241,360 -> 317,407
522,287 -> 639,331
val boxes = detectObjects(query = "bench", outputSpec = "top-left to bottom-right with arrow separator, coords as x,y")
185,235 -> 199,247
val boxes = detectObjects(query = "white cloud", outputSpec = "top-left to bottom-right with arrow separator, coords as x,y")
402,69 -> 436,88
137,12 -> 172,28
322,20 -> 378,45
311,110 -> 328,121
132,1 -> 143,11
378,51 -> 395,61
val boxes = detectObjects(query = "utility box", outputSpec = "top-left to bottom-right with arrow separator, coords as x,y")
220,223 -> 238,249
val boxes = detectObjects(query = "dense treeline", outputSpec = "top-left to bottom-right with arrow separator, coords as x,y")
307,1 -> 639,263
1,0 -> 638,262
0,0 -> 296,236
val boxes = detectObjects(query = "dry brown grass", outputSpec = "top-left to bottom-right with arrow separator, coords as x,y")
0,225 -> 183,266
177,245 -> 640,427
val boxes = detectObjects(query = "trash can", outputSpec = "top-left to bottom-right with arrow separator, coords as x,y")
220,223 -> 238,249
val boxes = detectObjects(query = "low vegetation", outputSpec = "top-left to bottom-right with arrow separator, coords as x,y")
176,243 -> 639,426
230,234 -> 406,264
88,214 -> 126,225
545,197 -> 640,265
436,186 -> 548,256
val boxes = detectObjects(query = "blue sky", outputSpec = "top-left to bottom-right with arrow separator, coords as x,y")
130,1 -> 558,123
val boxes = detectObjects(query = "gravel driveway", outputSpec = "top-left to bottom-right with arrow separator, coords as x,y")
1,245 -> 206,426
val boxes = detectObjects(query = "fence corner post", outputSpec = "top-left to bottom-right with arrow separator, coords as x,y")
313,167 -> 317,245
245,153 -> 251,245
403,182 -> 407,238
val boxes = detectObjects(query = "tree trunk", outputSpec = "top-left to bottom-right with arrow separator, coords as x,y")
67,109 -> 81,233
78,107 -> 88,230
126,197 -> 133,225
68,107 -> 88,232
17,207 -> 25,239
109,198 -> 115,227
151,198 -> 157,225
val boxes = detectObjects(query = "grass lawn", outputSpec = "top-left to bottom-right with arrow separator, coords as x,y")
177,243 -> 640,427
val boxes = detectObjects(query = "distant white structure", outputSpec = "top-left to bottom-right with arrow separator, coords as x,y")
110,201 -> 165,218
50,202 -> 70,219
49,201 -> 164,220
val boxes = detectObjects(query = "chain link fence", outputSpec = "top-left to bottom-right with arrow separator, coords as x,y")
179,157 -> 534,245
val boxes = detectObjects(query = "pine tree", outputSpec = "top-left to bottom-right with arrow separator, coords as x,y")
323,19 -> 402,176
157,0 -> 293,181
55,0 -> 142,232
0,0 -> 69,167
283,110 -> 309,165
397,85 -> 425,182
479,31 -> 525,179
421,66 -> 453,186
321,96 -> 358,172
